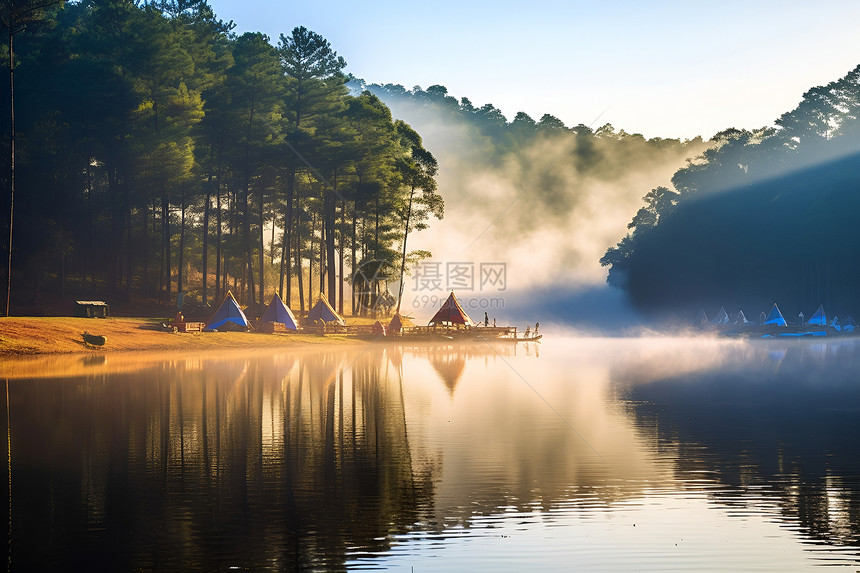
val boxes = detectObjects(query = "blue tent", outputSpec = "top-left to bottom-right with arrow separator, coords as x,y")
307,296 -> 345,326
260,293 -> 298,329
764,303 -> 787,326
806,304 -> 826,326
205,291 -> 250,331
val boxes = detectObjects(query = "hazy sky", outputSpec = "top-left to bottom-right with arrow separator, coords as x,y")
206,0 -> 860,140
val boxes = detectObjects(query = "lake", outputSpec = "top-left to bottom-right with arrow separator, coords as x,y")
3,337 -> 860,571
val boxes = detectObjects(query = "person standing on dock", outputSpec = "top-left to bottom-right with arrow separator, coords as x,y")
525,325 -> 530,338
534,322 -> 539,335
484,312 -> 489,327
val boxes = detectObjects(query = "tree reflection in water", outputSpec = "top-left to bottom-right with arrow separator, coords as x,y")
1,348 -> 433,571
615,339 -> 860,552
5,339 -> 860,570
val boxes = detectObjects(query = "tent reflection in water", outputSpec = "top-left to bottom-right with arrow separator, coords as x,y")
429,349 -> 467,395
428,292 -> 475,327
260,293 -> 298,330
205,291 -> 250,331
307,296 -> 346,326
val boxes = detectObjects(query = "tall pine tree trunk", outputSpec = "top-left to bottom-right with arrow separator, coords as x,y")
178,188 -> 186,294
215,153 -> 223,303
325,191 -> 336,307
108,168 -> 120,293
396,185 -> 416,315
338,198 -> 344,315
202,144 -> 216,306
4,28 -> 13,315
308,212 -> 315,310
280,169 -> 294,305
142,204 -> 148,299
124,183 -> 132,301
295,205 -> 304,313
161,188 -> 170,303
278,199 -> 287,301
319,211 -> 326,298
243,97 -> 257,304
351,199 -> 357,316
259,190 -> 265,303
242,187 -> 256,305
202,185 -> 210,306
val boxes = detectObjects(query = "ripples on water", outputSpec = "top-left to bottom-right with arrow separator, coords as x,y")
3,337 -> 860,570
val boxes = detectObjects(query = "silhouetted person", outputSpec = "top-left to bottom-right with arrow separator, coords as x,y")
484,312 -> 489,327
534,322 -> 539,335
525,325 -> 530,338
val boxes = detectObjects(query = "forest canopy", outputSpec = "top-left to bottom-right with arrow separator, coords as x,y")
0,0 -> 442,316
600,64 -> 860,320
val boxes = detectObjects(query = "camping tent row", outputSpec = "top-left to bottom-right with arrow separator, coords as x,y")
205,292 -> 343,331
698,303 -> 857,331
699,306 -> 751,327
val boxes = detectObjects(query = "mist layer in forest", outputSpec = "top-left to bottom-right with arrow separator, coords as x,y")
360,82 -> 706,322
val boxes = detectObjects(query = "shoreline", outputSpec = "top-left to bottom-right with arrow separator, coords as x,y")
0,316 -> 364,358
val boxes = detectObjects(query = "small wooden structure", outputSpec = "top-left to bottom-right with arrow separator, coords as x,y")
74,300 -> 109,318
174,321 -> 204,333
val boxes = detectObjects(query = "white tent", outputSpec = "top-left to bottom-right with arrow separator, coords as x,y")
710,306 -> 729,325
732,310 -> 752,326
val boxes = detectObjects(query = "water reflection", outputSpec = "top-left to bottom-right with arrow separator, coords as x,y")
3,339 -> 860,570
3,348 -> 431,571
395,341 -> 671,529
614,339 -> 860,556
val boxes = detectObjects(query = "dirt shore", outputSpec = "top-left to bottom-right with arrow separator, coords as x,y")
0,316 -> 362,358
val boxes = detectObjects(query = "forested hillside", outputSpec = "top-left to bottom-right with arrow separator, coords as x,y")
359,81 -> 707,290
601,65 -> 860,320
0,0 -> 441,315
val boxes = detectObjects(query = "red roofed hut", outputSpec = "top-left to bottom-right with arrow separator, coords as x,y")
428,292 -> 474,327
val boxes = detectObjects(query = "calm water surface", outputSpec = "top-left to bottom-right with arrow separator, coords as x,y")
3,337 -> 860,571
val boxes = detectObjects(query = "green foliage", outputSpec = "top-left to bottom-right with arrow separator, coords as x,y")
600,64 -> 860,317
0,4 -> 443,312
